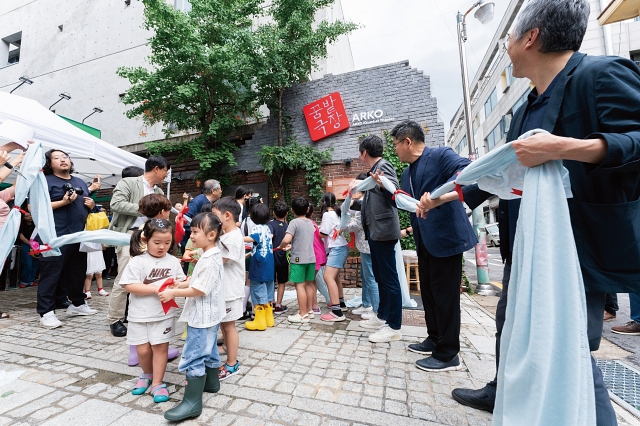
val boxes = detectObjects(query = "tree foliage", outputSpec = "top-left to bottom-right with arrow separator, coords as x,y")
253,0 -> 358,146
117,0 -> 262,180
259,139 -> 332,206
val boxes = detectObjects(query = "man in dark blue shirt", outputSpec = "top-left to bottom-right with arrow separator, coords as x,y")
37,149 -> 99,328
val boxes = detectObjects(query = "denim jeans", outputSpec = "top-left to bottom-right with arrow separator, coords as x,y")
178,324 -> 221,378
360,253 -> 379,312
630,293 -> 640,324
250,280 -> 274,305
20,243 -> 39,284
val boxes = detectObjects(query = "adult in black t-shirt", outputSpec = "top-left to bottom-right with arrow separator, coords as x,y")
37,149 -> 100,328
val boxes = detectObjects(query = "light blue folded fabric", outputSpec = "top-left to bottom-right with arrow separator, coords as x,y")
0,141 -> 60,264
453,129 -> 595,425
46,229 -> 132,249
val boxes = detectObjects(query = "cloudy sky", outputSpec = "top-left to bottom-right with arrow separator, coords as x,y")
341,0 -> 509,134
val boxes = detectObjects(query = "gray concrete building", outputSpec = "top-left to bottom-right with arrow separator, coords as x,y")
445,0 -> 640,223
0,0 -> 354,149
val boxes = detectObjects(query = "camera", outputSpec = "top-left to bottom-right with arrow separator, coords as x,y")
62,183 -> 84,197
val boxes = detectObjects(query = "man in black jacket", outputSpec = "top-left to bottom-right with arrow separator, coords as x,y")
449,0 -> 640,424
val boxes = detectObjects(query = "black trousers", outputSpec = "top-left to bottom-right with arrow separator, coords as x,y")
367,236 -> 403,330
417,244 -> 462,362
487,260 -> 616,425
37,243 -> 87,316
604,293 -> 618,316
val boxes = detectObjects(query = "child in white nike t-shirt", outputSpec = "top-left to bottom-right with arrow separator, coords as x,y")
120,218 -> 186,403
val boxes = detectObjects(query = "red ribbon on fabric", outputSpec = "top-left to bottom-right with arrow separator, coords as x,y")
29,244 -> 51,255
13,206 -> 28,215
511,188 -> 523,196
347,232 -> 356,249
158,278 -> 179,314
454,184 -> 464,203
392,189 -> 412,201
332,229 -> 339,240
175,206 -> 189,244
342,189 -> 349,197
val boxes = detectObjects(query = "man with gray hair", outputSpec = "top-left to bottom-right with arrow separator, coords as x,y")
450,0 -> 640,423
181,179 -> 222,246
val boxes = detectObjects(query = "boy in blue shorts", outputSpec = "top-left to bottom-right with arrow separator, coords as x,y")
278,197 -> 316,323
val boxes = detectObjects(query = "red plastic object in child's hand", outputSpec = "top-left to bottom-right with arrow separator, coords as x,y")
158,278 -> 179,314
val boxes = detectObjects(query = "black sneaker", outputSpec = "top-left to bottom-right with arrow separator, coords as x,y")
408,338 -> 436,355
274,304 -> 288,314
415,355 -> 462,372
451,385 -> 496,413
340,300 -> 348,311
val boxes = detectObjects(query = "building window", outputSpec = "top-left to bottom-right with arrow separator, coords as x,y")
501,64 -> 515,92
631,51 -> 640,67
485,124 -> 502,151
174,0 -> 192,12
473,114 -> 480,133
484,88 -> 498,119
2,31 -> 22,67
500,113 -> 512,137
513,90 -> 529,112
456,136 -> 468,155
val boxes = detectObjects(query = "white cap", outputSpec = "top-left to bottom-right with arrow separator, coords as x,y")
0,119 -> 35,149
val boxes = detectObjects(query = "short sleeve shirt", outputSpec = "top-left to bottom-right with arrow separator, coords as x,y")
46,174 -> 90,236
178,247 -> 226,328
287,218 -> 316,264
268,219 -> 288,266
248,224 -> 274,281
120,253 -> 186,322
219,229 -> 246,301
319,211 -> 347,248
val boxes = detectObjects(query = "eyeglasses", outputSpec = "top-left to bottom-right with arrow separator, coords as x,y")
505,32 -> 511,48
52,155 -> 70,160
393,138 -> 407,147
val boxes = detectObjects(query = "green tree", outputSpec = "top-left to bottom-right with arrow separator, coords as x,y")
117,0 -> 262,180
253,0 -> 358,146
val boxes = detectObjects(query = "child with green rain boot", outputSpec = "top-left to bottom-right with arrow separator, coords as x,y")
243,203 -> 275,330
158,213 -> 227,421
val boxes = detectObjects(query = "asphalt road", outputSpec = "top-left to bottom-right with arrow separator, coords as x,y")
463,246 -> 505,295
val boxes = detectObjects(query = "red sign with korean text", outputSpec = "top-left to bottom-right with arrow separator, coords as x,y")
303,92 -> 350,142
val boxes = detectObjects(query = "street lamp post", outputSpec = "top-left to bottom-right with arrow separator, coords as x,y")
456,0 -> 495,295
10,76 -> 34,94
82,107 -> 103,124
49,92 -> 71,111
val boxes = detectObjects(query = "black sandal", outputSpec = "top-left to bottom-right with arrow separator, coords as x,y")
0,312 -> 9,319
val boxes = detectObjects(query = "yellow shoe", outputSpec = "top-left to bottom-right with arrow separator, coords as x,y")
265,302 -> 275,328
181,328 -> 187,340
245,305 -> 267,331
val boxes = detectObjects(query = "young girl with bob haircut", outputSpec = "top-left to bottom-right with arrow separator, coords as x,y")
319,192 -> 348,322
159,213 -> 227,422
120,218 -> 186,403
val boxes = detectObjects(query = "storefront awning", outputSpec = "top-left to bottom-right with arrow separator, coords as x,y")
598,0 -> 640,25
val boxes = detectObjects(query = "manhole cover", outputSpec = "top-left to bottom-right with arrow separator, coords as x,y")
402,309 -> 426,327
596,358 -> 640,411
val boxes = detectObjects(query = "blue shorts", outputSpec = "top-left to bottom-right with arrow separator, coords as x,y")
326,245 -> 349,269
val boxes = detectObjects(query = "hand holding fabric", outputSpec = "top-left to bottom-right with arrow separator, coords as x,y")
158,278 -> 180,313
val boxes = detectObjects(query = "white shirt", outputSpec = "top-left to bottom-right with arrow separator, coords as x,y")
178,246 -> 226,328
131,177 -> 157,229
219,229 -> 246,301
120,252 -> 186,322
320,211 -> 347,249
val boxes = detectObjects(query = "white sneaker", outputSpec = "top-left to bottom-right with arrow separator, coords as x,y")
98,289 -> 109,296
361,311 -> 377,320
288,313 -> 310,323
67,303 -> 98,316
41,311 -> 63,328
359,316 -> 386,330
368,325 -> 402,343
84,291 -> 92,299
352,306 -> 373,315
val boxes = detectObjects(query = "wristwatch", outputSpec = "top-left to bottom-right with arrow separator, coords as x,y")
405,228 -> 412,235
3,162 -> 13,170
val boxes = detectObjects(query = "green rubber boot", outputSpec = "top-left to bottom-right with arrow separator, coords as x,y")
203,366 -> 220,393
164,375 -> 206,421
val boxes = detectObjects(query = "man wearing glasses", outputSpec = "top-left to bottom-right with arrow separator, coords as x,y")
38,149 -> 101,328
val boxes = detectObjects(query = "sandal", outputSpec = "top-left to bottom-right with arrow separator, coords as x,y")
0,312 -> 9,319
218,361 -> 240,381
131,374 -> 152,395
150,383 -> 169,403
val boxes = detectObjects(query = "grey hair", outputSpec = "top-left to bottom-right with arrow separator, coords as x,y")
203,179 -> 221,194
514,0 -> 590,53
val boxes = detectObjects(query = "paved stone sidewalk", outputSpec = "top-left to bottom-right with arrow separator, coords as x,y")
0,283 -> 637,425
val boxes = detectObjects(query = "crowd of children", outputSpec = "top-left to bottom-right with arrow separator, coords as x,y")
109,181 -> 370,421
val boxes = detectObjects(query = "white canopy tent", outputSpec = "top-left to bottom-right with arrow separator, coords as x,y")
0,91 -> 147,190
